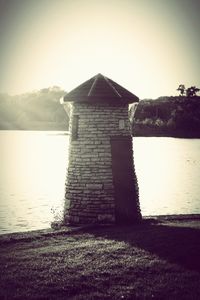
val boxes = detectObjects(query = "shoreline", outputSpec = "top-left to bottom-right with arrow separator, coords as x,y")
1,213 -> 200,244
1,129 -> 200,139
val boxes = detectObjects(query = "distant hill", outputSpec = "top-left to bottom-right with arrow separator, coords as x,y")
130,96 -> 200,138
0,87 -> 69,130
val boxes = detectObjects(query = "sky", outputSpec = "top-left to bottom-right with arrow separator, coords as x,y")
0,0 -> 199,99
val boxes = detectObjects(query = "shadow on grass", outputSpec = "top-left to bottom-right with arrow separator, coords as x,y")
82,222 -> 200,273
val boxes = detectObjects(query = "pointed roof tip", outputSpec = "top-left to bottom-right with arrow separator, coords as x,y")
95,73 -> 105,79
63,74 -> 139,104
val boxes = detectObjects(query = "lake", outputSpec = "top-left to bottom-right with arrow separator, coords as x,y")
0,131 -> 200,234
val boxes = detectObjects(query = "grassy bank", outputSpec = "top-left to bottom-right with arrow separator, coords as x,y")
1,220 -> 200,299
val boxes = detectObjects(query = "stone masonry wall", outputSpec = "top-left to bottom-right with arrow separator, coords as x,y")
64,102 -> 138,224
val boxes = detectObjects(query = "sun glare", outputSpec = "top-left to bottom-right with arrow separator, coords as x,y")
0,0 -> 199,97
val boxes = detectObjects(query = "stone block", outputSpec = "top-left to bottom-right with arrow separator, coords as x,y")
97,214 -> 115,223
69,216 -> 79,223
100,204 -> 113,209
86,183 -> 103,190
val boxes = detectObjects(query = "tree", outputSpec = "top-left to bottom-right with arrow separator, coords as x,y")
186,86 -> 200,97
177,84 -> 185,96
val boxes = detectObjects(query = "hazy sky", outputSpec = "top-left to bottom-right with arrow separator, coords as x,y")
0,0 -> 199,99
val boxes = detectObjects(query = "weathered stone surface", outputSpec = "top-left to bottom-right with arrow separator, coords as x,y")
64,102 -> 140,225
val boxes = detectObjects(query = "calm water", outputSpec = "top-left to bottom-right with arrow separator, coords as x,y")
0,131 -> 200,234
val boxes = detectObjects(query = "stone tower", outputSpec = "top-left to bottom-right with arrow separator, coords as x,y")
63,73 -> 141,225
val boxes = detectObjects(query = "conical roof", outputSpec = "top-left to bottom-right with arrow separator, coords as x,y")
63,73 -> 139,104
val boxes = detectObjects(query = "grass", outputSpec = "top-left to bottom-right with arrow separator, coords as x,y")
0,220 -> 200,299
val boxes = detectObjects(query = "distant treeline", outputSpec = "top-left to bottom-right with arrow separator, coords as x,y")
0,87 -> 69,131
130,96 -> 200,138
2,90 -> 200,138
